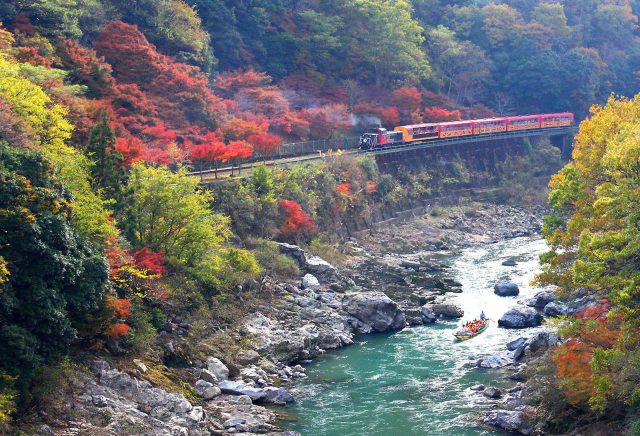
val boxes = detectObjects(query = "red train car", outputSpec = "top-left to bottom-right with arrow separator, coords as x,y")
473,118 -> 507,135
506,115 -> 541,131
541,112 -> 574,128
439,121 -> 474,138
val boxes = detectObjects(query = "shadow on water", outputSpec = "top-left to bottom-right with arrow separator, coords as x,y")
286,236 -> 549,436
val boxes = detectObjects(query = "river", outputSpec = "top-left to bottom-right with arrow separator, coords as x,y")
286,236 -> 549,436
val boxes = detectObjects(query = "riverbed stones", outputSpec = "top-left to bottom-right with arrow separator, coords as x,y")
342,292 -> 405,332
302,274 -> 321,290
206,357 -> 230,380
493,281 -> 520,297
479,352 -> 514,368
506,337 -> 526,351
498,308 -> 542,328
543,301 -> 570,317
200,368 -> 219,384
219,381 -> 267,401
263,387 -> 295,405
427,303 -> 464,318
526,290 -> 556,309
484,407 -> 536,434
278,243 -> 337,280
501,258 -> 517,266
483,387 -> 503,399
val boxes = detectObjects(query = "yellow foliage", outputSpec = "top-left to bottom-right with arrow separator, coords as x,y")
0,35 -> 117,242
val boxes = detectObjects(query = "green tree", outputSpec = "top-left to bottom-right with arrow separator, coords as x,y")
14,0 -> 82,38
347,0 -> 431,87
122,163 -> 260,288
86,112 -> 125,201
0,142 -> 109,393
0,49 -> 117,242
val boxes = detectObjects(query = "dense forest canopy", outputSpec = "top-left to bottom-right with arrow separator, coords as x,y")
1,0 -> 640,432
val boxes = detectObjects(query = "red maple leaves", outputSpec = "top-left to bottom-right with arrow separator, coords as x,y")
278,200 -> 316,240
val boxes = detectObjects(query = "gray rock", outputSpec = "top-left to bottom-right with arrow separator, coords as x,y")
512,344 -> 526,362
419,306 -> 437,323
302,274 -> 321,290
91,395 -> 108,407
484,410 -> 522,432
470,384 -> 485,391
493,281 -> 520,297
543,301 -> 570,317
206,357 -> 229,380
400,259 -> 421,270
200,369 -> 219,384
278,243 -> 337,279
133,359 -> 148,373
219,380 -> 266,402
236,349 -> 261,365
502,259 -> 517,266
195,379 -> 220,400
202,386 -> 221,400
342,292 -> 405,332
506,337 -> 526,351
224,418 -> 247,428
526,290 -> 556,309
479,353 -> 514,368
262,387 -> 295,405
483,387 -> 503,399
428,303 -> 464,318
36,425 -> 55,436
498,308 -> 542,328
524,332 -> 549,352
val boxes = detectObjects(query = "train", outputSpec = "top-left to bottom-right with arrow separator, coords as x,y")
358,113 -> 574,150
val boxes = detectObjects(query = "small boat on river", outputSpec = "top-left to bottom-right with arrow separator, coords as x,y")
454,319 -> 489,341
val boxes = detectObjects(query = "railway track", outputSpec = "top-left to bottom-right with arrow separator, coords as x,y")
190,126 -> 577,183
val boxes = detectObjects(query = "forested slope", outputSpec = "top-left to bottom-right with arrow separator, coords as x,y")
0,0 -> 639,432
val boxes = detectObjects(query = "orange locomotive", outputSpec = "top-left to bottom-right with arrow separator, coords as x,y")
359,112 -> 574,149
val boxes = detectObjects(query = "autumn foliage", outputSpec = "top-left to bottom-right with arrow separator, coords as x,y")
278,200 -> 316,240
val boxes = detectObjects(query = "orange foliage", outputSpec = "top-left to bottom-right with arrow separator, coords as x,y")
105,323 -> 131,339
423,107 -> 462,122
133,247 -> 166,276
551,304 -> 622,406
248,132 -> 282,156
278,200 -> 316,239
365,180 -> 378,194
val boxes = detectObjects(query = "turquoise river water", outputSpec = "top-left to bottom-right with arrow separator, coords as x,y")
286,236 -> 549,436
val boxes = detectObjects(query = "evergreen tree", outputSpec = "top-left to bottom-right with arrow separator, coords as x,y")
86,111 -> 125,201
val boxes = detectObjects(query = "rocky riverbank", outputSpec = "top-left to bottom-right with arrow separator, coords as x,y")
21,201 -> 552,436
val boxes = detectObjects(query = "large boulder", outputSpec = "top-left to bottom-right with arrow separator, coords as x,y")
484,410 -> 525,433
342,292 -> 405,332
501,258 -> 517,266
302,274 -> 321,290
494,281 -> 520,297
543,301 -> 570,317
506,337 -> 526,351
278,243 -> 338,279
428,303 -> 464,318
206,357 -> 229,380
479,353 -> 514,368
498,308 -> 542,329
262,387 -> 295,405
405,306 -> 437,326
219,380 -> 266,402
419,306 -> 437,323
526,291 -> 556,309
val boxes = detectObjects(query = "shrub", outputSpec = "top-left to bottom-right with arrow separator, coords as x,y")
253,240 -> 300,278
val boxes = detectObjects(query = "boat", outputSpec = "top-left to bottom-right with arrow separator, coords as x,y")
454,319 -> 489,341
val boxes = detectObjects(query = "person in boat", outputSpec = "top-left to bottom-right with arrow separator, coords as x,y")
480,311 -> 486,321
